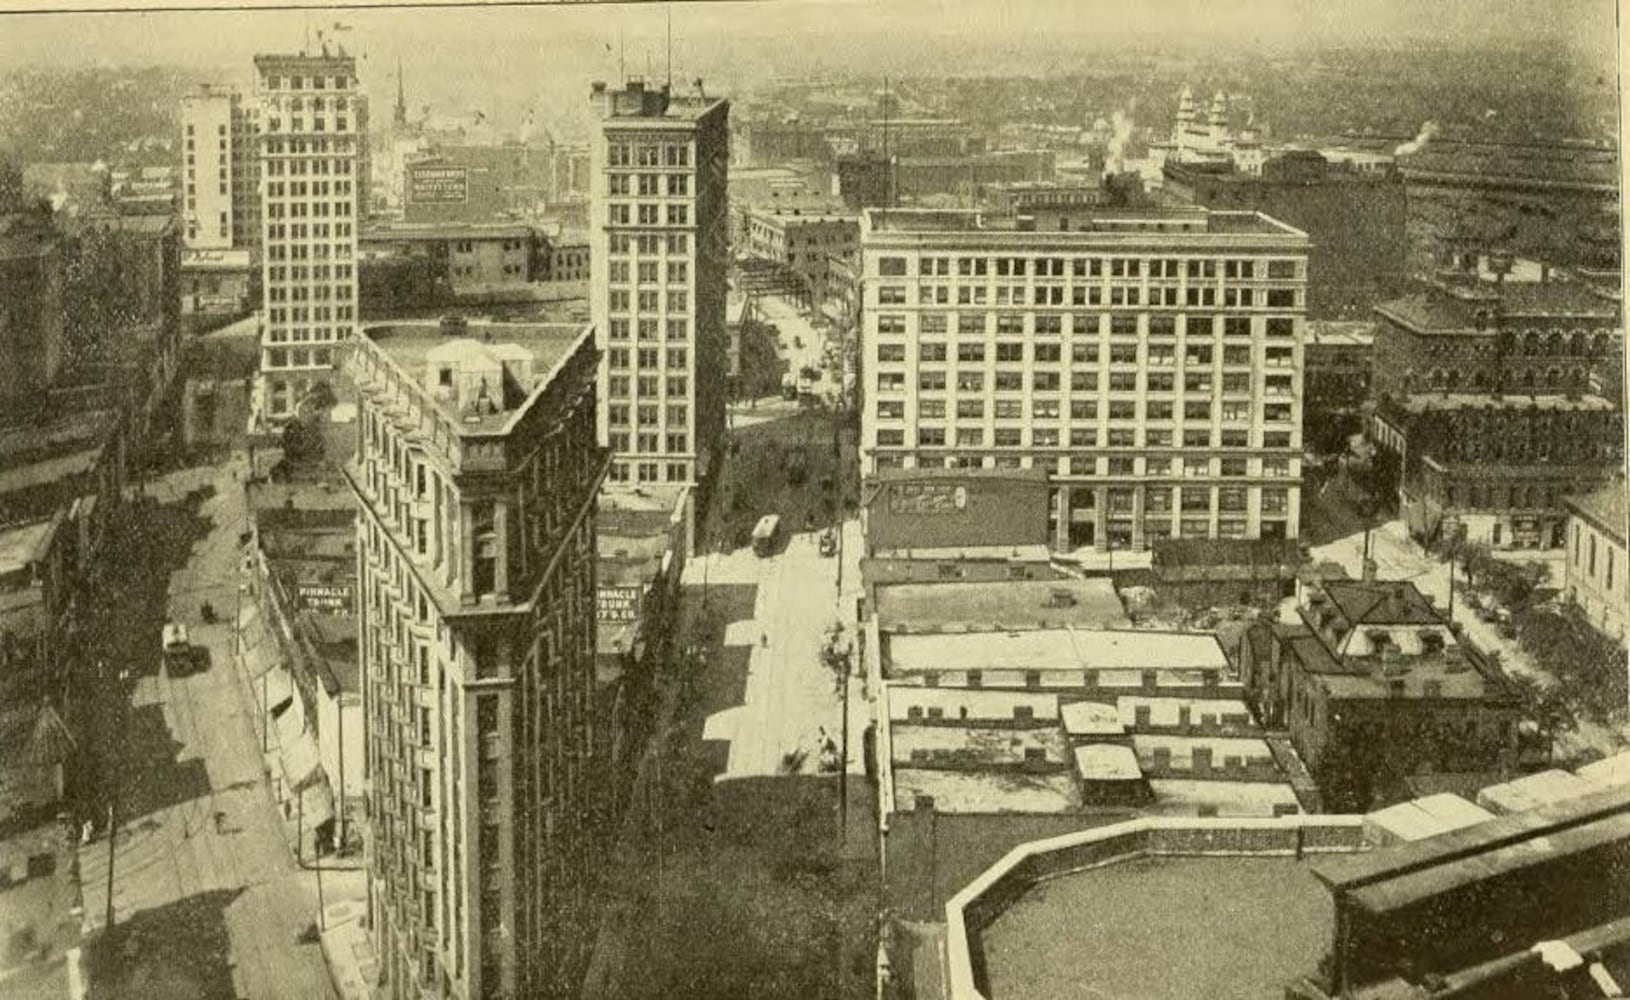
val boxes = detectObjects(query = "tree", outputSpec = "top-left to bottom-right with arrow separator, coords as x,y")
819,622 -> 853,695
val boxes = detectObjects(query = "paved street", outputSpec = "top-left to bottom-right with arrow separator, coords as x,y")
75,456 -> 338,1000
695,518 -> 866,779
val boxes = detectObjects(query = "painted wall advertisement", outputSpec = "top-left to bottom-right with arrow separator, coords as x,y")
408,165 -> 469,205
296,583 -> 354,615
597,586 -> 643,623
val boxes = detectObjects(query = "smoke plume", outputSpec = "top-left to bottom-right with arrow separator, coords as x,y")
1394,120 -> 1439,157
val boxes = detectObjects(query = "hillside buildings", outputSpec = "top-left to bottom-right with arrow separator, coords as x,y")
252,51 -> 368,424
345,320 -> 608,999
858,205 -> 1310,551
1369,261 -> 1623,549
589,78 -> 730,487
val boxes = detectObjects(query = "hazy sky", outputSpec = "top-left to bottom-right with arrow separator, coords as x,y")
0,0 -> 1616,137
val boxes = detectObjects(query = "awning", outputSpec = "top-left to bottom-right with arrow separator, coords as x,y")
255,664 -> 295,717
276,722 -> 324,792
297,779 -> 335,831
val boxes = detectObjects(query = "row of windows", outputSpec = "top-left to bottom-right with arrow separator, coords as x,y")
264,158 -> 350,177
267,242 -> 352,262
266,305 -> 354,323
607,290 -> 689,312
262,94 -> 351,112
606,143 -> 691,168
876,312 -> 1296,338
262,136 -> 359,156
875,353 -> 1293,387
606,348 -> 689,369
607,203 -> 691,226
266,180 -> 353,197
877,389 -> 1291,419
607,460 -> 693,484
878,422 -> 1297,453
876,339 -> 1293,365
606,318 -> 689,341
261,72 -> 351,91
606,260 -> 689,283
881,255 -> 1301,279
265,325 -> 344,344
880,284 -> 1299,309
606,374 -> 688,398
875,425 -> 1297,448
267,264 -> 354,281
266,201 -> 354,219
264,346 -> 334,369
265,222 -> 355,240
264,115 -> 351,134
607,404 -> 690,426
606,431 -> 691,453
608,232 -> 690,255
607,173 -> 690,196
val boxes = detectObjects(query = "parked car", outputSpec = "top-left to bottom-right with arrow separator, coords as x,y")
161,622 -> 191,671
818,528 -> 838,557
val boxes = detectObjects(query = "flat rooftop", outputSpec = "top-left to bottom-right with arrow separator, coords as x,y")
874,578 -> 1129,633
885,628 -> 1231,677
1145,779 -> 1301,816
891,768 -> 1080,814
980,855 -> 1331,1000
891,725 -> 1070,767
1389,392 -> 1616,414
0,519 -> 54,576
1132,734 -> 1275,767
359,321 -> 590,435
863,206 -> 1307,240
1305,321 -> 1378,347
887,686 -> 1059,723
1116,695 -> 1253,730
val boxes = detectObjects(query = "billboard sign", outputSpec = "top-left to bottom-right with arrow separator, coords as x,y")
408,165 -> 469,205
295,583 -> 353,615
597,586 -> 643,623
888,482 -> 969,515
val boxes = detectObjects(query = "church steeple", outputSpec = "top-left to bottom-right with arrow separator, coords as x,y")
394,55 -> 408,128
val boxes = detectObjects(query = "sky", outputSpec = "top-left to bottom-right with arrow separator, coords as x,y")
0,0 -> 1617,137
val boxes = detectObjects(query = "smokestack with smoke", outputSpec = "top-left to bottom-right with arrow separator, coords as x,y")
1105,107 -> 1135,176
1394,120 -> 1439,157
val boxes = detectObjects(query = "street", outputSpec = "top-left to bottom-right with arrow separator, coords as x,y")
695,518 -> 866,779
74,456 -> 340,1000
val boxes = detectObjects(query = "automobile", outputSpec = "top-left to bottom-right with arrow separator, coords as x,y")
438,313 -> 468,336
818,528 -> 838,557
793,335 -> 803,349
161,622 -> 191,669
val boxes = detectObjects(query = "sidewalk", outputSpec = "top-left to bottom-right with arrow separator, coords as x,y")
316,877 -> 375,1000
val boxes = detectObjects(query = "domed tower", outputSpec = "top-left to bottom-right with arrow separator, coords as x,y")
1208,91 -> 1230,147
1174,85 -> 1195,151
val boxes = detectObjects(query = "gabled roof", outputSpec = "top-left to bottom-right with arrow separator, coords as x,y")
1320,579 -> 1442,628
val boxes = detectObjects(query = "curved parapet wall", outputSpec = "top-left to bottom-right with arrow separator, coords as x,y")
943,815 -> 1369,1000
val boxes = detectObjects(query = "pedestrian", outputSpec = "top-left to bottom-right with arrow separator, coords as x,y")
213,810 -> 226,834
761,632 -> 768,648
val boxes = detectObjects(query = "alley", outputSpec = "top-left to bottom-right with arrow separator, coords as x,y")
75,456 -> 336,1000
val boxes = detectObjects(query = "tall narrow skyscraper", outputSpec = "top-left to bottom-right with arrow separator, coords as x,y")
346,319 -> 608,999
589,79 -> 730,486
179,85 -> 257,251
253,51 -> 364,423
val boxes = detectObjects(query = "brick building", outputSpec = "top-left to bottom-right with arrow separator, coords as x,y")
1370,268 -> 1624,549
1239,578 -> 1523,812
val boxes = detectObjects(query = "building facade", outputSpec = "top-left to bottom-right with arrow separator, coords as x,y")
1564,482 -> 1628,639
253,52 -> 365,422
589,79 -> 730,487
858,206 -> 1310,551
1370,268 -> 1624,549
741,206 -> 858,304
346,320 -> 608,999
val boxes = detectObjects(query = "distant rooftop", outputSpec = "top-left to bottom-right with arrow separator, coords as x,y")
0,519 -> 54,577
1320,578 -> 1440,628
891,768 -> 1080,815
1565,479 -> 1627,546
362,221 -> 537,242
873,578 -> 1129,633
887,687 -> 1060,724
1378,279 -> 1617,333
863,206 -> 1308,241
1388,391 -> 1616,414
593,78 -> 726,124
1304,320 -> 1377,347
885,627 -> 1230,677
358,321 -> 591,436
